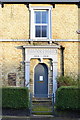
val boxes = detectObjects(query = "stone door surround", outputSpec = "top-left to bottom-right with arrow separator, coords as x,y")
23,45 -> 59,100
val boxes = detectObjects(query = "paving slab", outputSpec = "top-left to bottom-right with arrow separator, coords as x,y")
2,108 -> 80,120
2,115 -> 80,120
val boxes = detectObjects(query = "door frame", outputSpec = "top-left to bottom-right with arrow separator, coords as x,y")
33,63 -> 49,97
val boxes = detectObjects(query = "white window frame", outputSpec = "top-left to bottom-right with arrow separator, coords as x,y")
29,6 -> 52,40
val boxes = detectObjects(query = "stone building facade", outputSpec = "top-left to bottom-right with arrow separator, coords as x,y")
0,2 -> 80,98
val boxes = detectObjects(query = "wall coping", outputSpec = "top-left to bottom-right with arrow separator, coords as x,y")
0,39 -> 80,42
0,0 -> 79,3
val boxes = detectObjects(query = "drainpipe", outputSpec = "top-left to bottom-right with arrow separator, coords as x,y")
60,46 -> 65,76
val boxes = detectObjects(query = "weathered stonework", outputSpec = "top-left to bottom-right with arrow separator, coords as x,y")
8,73 -> 16,86
78,7 -> 80,76
0,4 -> 29,39
1,41 -> 79,88
58,42 -> 78,77
0,4 -> 78,40
52,4 -> 78,40
0,4 -> 80,89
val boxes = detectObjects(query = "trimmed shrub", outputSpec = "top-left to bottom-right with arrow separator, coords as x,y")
55,86 -> 80,110
2,87 -> 29,109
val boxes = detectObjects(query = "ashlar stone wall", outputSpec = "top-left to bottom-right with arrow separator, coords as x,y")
0,4 -> 78,40
0,4 -> 79,88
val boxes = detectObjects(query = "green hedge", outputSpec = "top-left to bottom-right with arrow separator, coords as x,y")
2,87 -> 29,109
55,86 -> 80,110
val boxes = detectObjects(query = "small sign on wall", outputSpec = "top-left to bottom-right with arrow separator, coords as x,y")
39,76 -> 43,81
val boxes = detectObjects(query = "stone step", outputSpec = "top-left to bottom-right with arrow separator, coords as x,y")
32,100 -> 52,103
31,97 -> 53,115
32,97 -> 52,101
32,106 -> 53,110
32,106 -> 53,112
32,98 -> 52,102
31,110 -> 53,113
32,101 -> 52,106
32,97 -> 52,106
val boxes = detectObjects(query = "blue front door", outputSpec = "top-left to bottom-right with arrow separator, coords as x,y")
34,63 -> 48,97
